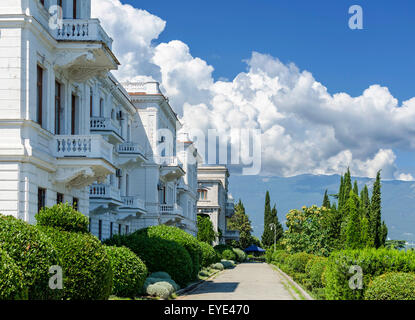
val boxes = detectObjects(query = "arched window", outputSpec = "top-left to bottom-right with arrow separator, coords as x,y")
99,98 -> 104,117
111,109 -> 115,120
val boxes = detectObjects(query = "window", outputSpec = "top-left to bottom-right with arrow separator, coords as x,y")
73,197 -> 79,211
125,174 -> 129,197
71,94 -> 77,135
36,65 -> 44,127
198,189 -> 208,200
40,0 -> 45,6
99,98 -> 104,117
110,222 -> 113,238
98,220 -> 102,240
118,223 -> 122,235
38,188 -> 46,213
55,81 -> 62,134
90,88 -> 93,117
125,225 -> 129,235
57,193 -> 64,204
73,0 -> 77,19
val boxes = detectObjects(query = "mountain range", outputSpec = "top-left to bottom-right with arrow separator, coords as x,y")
228,174 -> 415,243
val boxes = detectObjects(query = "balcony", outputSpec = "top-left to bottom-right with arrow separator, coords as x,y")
52,19 -> 119,81
117,196 -> 146,218
90,117 -> 123,144
52,135 -> 115,188
117,143 -> 146,168
154,156 -> 185,181
89,183 -> 122,206
160,204 -> 184,216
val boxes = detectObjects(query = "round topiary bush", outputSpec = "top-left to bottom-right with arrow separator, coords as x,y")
305,256 -> 327,289
36,203 -> 89,233
39,227 -> 113,300
109,233 -> 193,287
199,242 -> 220,267
286,252 -> 315,273
214,244 -> 237,261
146,282 -> 174,299
144,276 -> 180,292
0,215 -> 62,300
220,260 -> 236,269
211,263 -> 224,271
133,225 -> 202,279
232,248 -> 247,263
105,246 -> 147,298
365,272 -> 415,300
0,248 -> 27,300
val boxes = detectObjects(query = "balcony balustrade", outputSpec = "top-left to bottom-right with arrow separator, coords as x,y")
89,183 -> 122,204
159,204 -> 184,216
120,196 -> 146,211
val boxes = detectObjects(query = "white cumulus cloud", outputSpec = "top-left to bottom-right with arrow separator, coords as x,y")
92,0 -> 415,181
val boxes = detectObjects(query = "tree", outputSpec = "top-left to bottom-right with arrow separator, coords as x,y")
228,199 -> 254,249
261,191 -> 274,247
369,171 -> 382,248
270,204 -> 283,246
360,185 -> 370,219
197,215 -> 216,245
344,191 -> 361,249
322,190 -> 331,209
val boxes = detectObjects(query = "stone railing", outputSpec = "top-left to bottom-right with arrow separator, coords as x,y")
90,117 -> 121,136
54,19 -> 113,49
117,142 -> 145,155
89,183 -> 121,202
121,196 -> 145,210
53,135 -> 113,163
159,203 -> 183,216
154,156 -> 182,167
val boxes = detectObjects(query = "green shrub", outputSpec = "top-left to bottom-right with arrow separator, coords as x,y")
0,215 -> 62,300
105,246 -> 147,298
220,260 -> 235,269
149,272 -> 172,280
36,203 -> 89,233
132,226 -> 202,279
0,248 -> 27,300
40,227 -> 113,300
105,233 -> 193,287
365,272 -> 415,300
146,282 -> 174,299
214,244 -> 237,261
199,242 -> 220,267
211,263 -> 224,271
325,248 -> 415,300
286,252 -> 315,273
232,248 -> 247,262
144,276 -> 180,292
272,250 -> 290,265
305,256 -> 328,289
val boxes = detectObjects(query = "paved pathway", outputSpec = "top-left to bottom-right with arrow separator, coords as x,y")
178,262 -> 301,300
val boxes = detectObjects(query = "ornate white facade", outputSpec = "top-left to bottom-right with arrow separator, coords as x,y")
197,166 -> 239,245
0,0 -> 201,239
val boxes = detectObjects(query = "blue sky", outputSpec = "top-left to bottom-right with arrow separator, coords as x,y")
103,1 -> 415,178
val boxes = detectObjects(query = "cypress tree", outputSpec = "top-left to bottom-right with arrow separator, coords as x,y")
369,171 -> 382,248
345,191 -> 361,249
360,185 -> 370,219
353,181 -> 359,197
270,204 -> 283,246
343,168 -> 352,205
322,190 -> 331,209
338,176 -> 345,209
262,191 -> 273,247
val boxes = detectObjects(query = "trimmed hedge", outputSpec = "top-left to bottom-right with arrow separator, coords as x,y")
211,263 -> 224,271
132,226 -> 202,279
105,246 -> 147,298
286,252 -> 314,273
214,244 -> 237,261
325,248 -> 415,300
199,242 -> 220,267
105,234 -> 193,287
0,215 -> 62,300
232,248 -> 247,262
40,227 -> 113,300
36,203 -> 89,233
365,272 -> 415,300
272,250 -> 290,265
0,248 -> 27,300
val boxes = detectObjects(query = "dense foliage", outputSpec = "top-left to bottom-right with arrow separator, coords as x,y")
199,241 -> 220,267
0,248 -> 27,300
364,272 -> 415,300
262,192 -> 283,247
0,215 -> 62,300
197,215 -> 216,245
227,200 -> 258,249
105,233 -> 193,287
232,248 -> 247,262
132,225 -> 202,279
40,226 -> 113,300
324,248 -> 415,300
36,203 -> 89,233
105,246 -> 147,298
214,244 -> 237,261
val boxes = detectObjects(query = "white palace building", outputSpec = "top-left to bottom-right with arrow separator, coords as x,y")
0,0 -> 238,242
